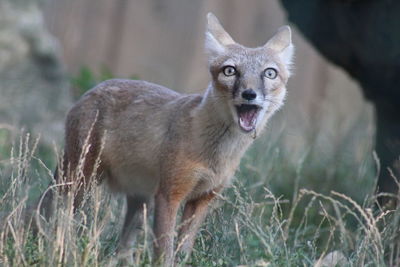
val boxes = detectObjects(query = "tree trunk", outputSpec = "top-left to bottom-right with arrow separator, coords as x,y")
280,0 -> 400,204
375,98 -> 400,202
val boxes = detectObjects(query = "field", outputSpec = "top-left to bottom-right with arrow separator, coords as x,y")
0,123 -> 399,267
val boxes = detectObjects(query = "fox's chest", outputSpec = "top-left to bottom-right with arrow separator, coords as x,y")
183,131 -> 252,199
186,158 -> 239,200
187,173 -> 229,201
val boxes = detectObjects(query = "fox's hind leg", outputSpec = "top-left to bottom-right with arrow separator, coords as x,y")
116,195 -> 149,264
63,109 -> 104,212
40,110 -> 104,220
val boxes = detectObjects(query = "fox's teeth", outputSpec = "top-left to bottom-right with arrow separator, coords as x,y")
236,104 -> 260,132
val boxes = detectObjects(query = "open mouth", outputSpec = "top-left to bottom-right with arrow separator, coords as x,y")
235,104 -> 261,132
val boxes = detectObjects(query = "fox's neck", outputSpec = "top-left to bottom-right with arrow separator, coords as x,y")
191,83 -> 253,171
193,83 -> 234,134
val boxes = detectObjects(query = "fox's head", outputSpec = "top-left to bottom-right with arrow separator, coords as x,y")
205,13 -> 294,134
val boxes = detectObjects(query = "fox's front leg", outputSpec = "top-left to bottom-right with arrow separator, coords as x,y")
153,191 -> 179,265
153,171 -> 198,265
177,188 -> 221,258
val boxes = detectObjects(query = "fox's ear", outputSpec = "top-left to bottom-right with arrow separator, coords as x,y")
205,13 -> 235,59
264,26 -> 294,66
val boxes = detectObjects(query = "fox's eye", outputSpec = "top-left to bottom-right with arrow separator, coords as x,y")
264,68 -> 278,79
223,66 -> 237,76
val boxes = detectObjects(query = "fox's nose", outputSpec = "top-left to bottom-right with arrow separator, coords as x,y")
241,89 -> 257,101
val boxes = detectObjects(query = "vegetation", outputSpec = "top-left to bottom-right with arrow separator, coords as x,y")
71,67 -> 114,98
71,67 -> 138,98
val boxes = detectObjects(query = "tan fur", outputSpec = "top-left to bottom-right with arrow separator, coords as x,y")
46,13 -> 294,265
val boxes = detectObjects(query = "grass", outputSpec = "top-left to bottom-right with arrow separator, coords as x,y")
0,128 -> 399,266
71,67 -> 115,99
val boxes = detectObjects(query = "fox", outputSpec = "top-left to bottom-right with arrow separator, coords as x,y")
43,13 -> 294,266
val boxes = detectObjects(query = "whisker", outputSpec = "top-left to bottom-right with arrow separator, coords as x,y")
264,98 -> 281,106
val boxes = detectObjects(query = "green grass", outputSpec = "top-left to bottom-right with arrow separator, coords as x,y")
71,66 -> 138,99
0,130 -> 399,266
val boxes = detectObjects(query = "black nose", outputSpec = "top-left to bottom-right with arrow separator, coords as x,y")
241,89 -> 257,101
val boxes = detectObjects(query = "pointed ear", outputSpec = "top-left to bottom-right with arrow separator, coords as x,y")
265,26 -> 294,66
205,13 -> 235,59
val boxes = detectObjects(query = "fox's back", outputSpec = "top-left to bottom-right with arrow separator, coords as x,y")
65,79 -> 193,195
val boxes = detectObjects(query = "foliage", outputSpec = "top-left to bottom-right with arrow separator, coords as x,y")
71,66 -> 138,98
70,67 -> 115,98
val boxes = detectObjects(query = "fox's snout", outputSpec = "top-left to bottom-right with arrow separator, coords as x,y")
241,89 -> 257,101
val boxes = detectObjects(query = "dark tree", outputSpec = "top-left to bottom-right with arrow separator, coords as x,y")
280,0 -> 400,204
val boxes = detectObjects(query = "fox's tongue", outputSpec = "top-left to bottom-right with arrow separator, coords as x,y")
238,105 -> 258,132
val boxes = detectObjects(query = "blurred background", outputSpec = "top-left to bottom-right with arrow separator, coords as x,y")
0,0 -> 381,199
